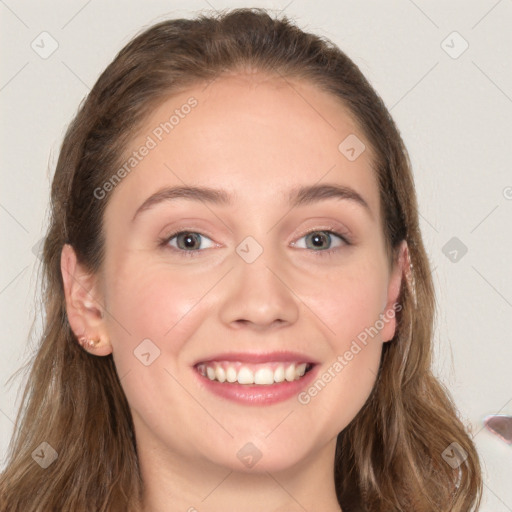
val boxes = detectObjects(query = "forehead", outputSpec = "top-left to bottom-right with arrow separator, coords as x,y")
103,72 -> 380,224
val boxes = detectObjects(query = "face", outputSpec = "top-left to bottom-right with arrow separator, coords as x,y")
64,72 -> 404,476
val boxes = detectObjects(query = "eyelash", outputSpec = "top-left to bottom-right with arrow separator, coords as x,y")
158,228 -> 351,259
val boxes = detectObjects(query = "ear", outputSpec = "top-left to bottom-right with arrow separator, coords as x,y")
380,240 -> 409,343
61,243 -> 112,356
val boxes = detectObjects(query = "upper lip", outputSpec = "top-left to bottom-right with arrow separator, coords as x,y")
193,351 -> 319,366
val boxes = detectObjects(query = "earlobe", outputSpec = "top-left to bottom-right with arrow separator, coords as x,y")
61,244 -> 112,356
380,240 -> 409,343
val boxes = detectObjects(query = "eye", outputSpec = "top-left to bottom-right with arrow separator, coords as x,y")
292,229 -> 350,255
159,228 -> 351,258
160,230 -> 215,256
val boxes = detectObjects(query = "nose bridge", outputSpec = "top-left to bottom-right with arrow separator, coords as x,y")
218,235 -> 300,328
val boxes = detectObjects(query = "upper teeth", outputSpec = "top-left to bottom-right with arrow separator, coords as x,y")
196,362 -> 309,385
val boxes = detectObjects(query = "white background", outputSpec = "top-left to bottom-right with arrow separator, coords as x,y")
1,0 -> 511,509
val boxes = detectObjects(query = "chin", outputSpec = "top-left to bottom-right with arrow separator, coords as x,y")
202,433 -> 318,475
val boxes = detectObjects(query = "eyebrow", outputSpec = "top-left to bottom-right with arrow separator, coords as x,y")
131,183 -> 372,223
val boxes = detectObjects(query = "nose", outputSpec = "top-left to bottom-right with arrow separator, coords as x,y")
218,245 -> 300,330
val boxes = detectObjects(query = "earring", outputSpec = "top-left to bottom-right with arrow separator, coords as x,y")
78,335 -> 99,349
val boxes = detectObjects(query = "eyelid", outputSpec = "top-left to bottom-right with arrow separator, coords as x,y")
291,223 -> 352,244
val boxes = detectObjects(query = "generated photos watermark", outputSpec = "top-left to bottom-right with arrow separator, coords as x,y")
94,96 -> 198,200
298,302 -> 402,405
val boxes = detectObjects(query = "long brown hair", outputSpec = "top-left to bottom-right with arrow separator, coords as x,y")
0,8 -> 482,511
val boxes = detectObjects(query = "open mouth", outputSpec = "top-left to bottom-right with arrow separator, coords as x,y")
195,361 -> 315,385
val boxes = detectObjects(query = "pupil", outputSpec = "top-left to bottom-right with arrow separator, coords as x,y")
309,231 -> 329,249
180,233 -> 199,249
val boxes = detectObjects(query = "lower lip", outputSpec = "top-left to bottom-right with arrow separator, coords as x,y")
194,365 -> 319,405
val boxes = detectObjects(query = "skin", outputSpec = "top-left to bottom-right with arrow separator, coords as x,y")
61,72 -> 407,511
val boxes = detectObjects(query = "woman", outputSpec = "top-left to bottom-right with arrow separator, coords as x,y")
0,7 -> 482,511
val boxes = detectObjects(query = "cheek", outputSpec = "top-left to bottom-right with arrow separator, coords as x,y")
302,345 -> 381,440
294,264 -> 388,437
306,259 -> 390,350
104,262 -> 211,362
102,263 -> 213,429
